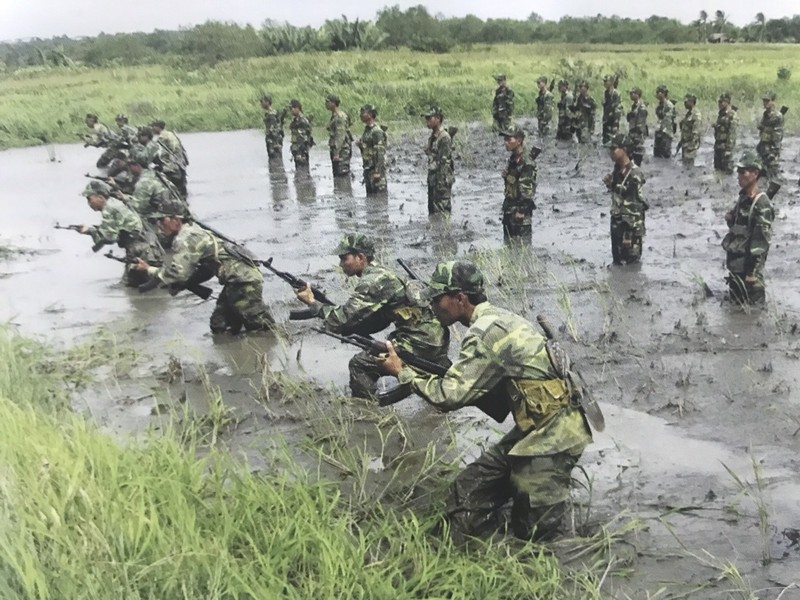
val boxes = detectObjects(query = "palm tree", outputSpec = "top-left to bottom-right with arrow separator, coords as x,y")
694,10 -> 708,42
755,12 -> 766,42
714,10 -> 727,34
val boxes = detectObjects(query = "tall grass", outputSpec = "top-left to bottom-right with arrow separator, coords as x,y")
1,43 -> 799,148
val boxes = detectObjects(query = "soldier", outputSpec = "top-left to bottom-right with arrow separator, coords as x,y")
722,151 -> 774,304
556,80 -> 575,141
82,113 -> 110,148
132,127 -> 160,165
492,74 -> 515,133
714,93 -> 738,174
653,85 -> 676,159
601,75 -> 622,145
260,95 -> 284,160
122,151 -> 187,224
604,133 -> 648,265
679,94 -> 702,167
325,94 -> 352,177
626,87 -> 648,166
134,198 -> 275,334
288,99 -> 314,167
379,260 -> 593,543
295,233 -> 449,400
756,91 -> 784,182
78,181 -> 163,287
500,125 -> 538,240
535,76 -> 554,138
114,114 -> 138,147
571,80 -> 597,144
423,105 -> 455,214
355,104 -> 387,195
150,120 -> 189,197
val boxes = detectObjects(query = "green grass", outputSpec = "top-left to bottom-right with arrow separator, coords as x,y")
1,43 -> 799,148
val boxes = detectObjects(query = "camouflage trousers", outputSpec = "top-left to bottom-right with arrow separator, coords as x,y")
610,217 -> 644,264
502,197 -> 534,240
427,171 -> 454,214
290,143 -> 311,167
493,116 -> 512,133
446,417 -> 588,544
714,147 -> 735,174
537,119 -> 552,138
122,231 -> 164,287
363,167 -> 387,195
653,133 -> 673,158
556,119 -> 573,141
681,143 -> 699,167
602,119 -> 620,145
265,134 -> 283,160
574,125 -> 592,144
726,271 -> 766,305
349,345 -> 450,399
330,146 -> 352,177
757,143 -> 782,181
210,281 -> 275,334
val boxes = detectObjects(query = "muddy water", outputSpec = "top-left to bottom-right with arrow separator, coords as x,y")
2,125 -> 800,597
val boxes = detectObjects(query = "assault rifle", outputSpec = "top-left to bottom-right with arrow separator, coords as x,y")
54,222 -> 107,252
262,257 -> 334,320
673,140 -> 683,158
530,145 -> 543,161
133,255 -> 214,300
780,105 -> 789,116
396,258 -> 424,281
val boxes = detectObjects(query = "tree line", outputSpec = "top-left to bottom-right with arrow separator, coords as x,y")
2,6 -> 799,70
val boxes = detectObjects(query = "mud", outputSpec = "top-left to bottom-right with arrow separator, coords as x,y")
2,124 -> 800,598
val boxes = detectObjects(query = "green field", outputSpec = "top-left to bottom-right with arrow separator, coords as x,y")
0,43 -> 798,148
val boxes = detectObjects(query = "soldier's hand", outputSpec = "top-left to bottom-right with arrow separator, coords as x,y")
514,212 -> 526,221
295,284 -> 315,305
79,225 -> 90,234
744,275 -> 757,285
724,212 -> 735,227
134,258 -> 150,272
622,238 -> 632,248
378,342 -> 405,377
372,172 -> 381,181
333,155 -> 340,161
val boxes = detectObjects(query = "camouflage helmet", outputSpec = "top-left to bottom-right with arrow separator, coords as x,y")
577,79 -> 589,89
149,198 -> 187,220
499,124 -> 525,140
558,79 -> 569,88
536,76 -> 548,84
360,104 -> 378,117
735,150 -> 764,174
150,119 -> 166,130
426,261 -> 485,298
762,91 -> 777,101
656,84 -> 668,95
421,105 -> 444,119
493,74 -> 507,81
603,74 -> 615,83
325,93 -> 340,105
609,133 -> 635,154
127,148 -> 150,167
718,92 -> 732,103
629,86 -> 642,96
684,93 -> 697,104
86,113 -> 98,120
289,99 -> 303,109
137,126 -> 153,139
333,233 -> 375,258
115,113 -> 128,122
261,94 -> 272,104
81,180 -> 111,198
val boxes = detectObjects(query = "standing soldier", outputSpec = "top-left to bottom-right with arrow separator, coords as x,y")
288,99 -> 314,168
714,93 -> 738,174
135,199 -> 276,334
571,80 -> 597,144
423,105 -> 455,214
601,75 -> 622,145
756,91 -> 784,182
604,134 -> 648,265
492,74 -> 515,133
260,95 -> 284,160
535,76 -> 554,138
653,85 -> 676,159
722,151 -> 775,304
678,94 -> 702,167
556,80 -> 575,141
325,94 -> 352,177
626,87 -> 648,166
500,125 -> 538,240
355,104 -> 387,195
294,233 -> 450,400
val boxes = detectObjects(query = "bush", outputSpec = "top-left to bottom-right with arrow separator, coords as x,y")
777,66 -> 792,81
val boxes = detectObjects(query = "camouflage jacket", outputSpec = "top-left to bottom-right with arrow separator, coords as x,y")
310,262 -> 449,356
655,99 -> 677,138
492,86 -> 515,120
397,301 -> 592,457
503,148 -> 537,215
131,140 -> 160,165
714,108 -> 737,149
608,162 -> 648,233
83,123 -> 111,147
558,91 -> 574,122
290,114 -> 314,153
571,93 -> 597,132
264,109 -> 284,138
359,123 -> 387,173
679,108 -> 702,153
723,190 -> 774,275
156,130 -> 188,167
326,110 -> 352,157
150,222 -> 262,286
536,90 -> 554,124
627,101 -> 649,145
758,108 -> 784,147
87,197 -> 146,247
426,127 -> 454,184
603,88 -> 622,124
128,169 -> 173,218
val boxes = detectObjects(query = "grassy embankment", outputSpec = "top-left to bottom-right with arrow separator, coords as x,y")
0,43 -> 798,148
0,323 -> 619,598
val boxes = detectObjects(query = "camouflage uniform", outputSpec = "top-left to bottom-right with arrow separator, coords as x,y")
571,85 -> 597,144
501,127 -> 537,240
149,220 -> 274,333
535,83 -> 554,137
263,108 -> 284,160
714,97 -> 737,174
679,97 -> 702,166
653,91 -> 676,158
424,108 -> 455,214
556,84 -> 575,141
396,261 -> 593,543
756,95 -> 784,182
722,153 -> 774,304
289,113 -> 314,167
83,121 -> 111,148
626,91 -> 648,166
82,184 -> 163,287
310,234 -> 449,399
327,107 -> 353,177
359,119 -> 387,194
128,169 -> 175,220
492,76 -> 515,133
116,122 -> 138,147
607,135 -> 648,264
602,77 -> 622,145
154,128 -> 189,196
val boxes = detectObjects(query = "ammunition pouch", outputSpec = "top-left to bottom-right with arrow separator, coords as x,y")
506,378 -> 571,434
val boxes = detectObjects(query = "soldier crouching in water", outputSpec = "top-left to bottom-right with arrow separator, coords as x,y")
500,125 -> 538,241
604,134 -> 648,265
722,151 -> 775,305
294,233 -> 449,400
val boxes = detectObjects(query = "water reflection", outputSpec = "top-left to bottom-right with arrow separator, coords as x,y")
293,168 -> 317,203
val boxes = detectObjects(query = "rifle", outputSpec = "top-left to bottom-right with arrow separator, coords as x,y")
535,315 -> 605,432
396,258 -> 424,281
262,257 -> 334,320
780,106 -> 789,116
613,73 -> 620,89
549,77 -> 555,93
447,126 -> 458,139
530,145 -> 543,161
132,255 -> 214,300
54,223 -> 82,232
673,140 -> 684,158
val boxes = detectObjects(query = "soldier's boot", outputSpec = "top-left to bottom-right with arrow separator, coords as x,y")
348,351 -> 381,399
511,497 -> 566,542
632,152 -> 644,166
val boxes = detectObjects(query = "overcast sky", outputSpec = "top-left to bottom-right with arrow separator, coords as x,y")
1,0 -> 796,41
